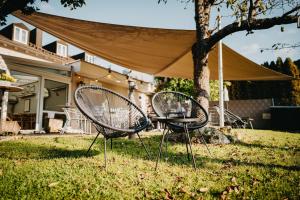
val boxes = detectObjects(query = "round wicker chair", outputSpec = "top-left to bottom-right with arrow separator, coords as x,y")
152,91 -> 210,169
152,91 -> 208,130
74,85 -> 150,168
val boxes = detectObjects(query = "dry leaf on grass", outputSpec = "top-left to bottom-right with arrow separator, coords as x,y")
175,176 -> 183,183
164,188 -> 173,200
231,177 -> 237,185
252,177 -> 260,186
198,187 -> 209,193
178,186 -> 189,194
48,182 -> 60,187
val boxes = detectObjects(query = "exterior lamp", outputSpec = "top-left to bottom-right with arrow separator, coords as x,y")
106,68 -> 112,79
128,80 -> 136,90
106,74 -> 112,79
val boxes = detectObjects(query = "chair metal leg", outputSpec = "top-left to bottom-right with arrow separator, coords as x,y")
249,121 -> 253,129
136,132 -> 151,160
110,138 -> 113,150
184,124 -> 196,169
155,127 -> 167,171
104,137 -> 107,170
86,131 -> 101,155
197,129 -> 212,157
164,129 -> 170,159
185,133 -> 190,161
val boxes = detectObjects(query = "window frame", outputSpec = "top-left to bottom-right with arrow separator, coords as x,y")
85,53 -> 95,64
13,26 -> 28,44
56,43 -> 68,57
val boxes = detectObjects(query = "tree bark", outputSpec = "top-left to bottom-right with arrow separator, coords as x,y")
193,0 -> 211,113
192,45 -> 210,113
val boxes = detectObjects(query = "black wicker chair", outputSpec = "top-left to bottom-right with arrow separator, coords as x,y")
152,91 -> 210,169
74,85 -> 151,168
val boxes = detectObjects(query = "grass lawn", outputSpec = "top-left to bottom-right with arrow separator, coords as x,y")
0,130 -> 299,199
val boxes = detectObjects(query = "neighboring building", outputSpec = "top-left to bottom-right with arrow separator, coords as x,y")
0,23 -> 30,45
72,52 -> 95,64
0,22 -> 154,133
29,28 -> 43,47
43,40 -> 68,57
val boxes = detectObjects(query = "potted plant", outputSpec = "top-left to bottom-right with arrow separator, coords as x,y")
0,69 -> 16,86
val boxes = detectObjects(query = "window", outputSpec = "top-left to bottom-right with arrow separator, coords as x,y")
43,79 -> 68,112
13,27 -> 28,44
57,43 -> 67,57
85,54 -> 95,64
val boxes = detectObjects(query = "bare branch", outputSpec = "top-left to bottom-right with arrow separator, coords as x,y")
260,42 -> 300,52
283,5 -> 300,17
248,0 -> 254,22
212,0 -> 225,6
208,6 -> 300,49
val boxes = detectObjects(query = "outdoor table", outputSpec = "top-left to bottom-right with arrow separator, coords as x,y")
153,116 -> 202,170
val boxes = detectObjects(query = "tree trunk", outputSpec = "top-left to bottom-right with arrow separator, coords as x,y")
192,46 -> 210,112
193,0 -> 211,113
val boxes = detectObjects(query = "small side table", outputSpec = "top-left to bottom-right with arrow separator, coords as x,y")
0,84 -> 23,93
153,116 -> 203,170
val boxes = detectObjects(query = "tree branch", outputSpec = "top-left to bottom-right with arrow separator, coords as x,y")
212,0 -> 225,6
248,0 -> 254,22
282,5 -> 300,17
260,42 -> 300,52
208,6 -> 300,49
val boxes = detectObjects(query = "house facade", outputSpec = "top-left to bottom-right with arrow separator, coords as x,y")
0,23 -> 154,133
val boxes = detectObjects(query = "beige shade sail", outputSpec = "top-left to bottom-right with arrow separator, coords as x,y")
13,11 -> 291,80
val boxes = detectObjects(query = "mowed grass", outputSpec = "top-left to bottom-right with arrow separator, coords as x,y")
0,130 -> 299,199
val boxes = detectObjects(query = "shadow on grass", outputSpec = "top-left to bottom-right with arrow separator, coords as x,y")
0,141 -> 98,160
205,156 -> 300,171
237,141 -> 300,152
85,135 -> 206,168
1,135 -> 299,171
86,135 -> 300,171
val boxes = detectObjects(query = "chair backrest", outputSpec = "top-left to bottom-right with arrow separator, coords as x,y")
74,85 -> 149,135
152,91 -> 208,130
213,105 -> 246,126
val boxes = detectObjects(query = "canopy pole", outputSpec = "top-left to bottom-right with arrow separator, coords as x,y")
218,10 -> 225,127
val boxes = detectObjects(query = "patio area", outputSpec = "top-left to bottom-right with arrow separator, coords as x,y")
0,129 -> 299,199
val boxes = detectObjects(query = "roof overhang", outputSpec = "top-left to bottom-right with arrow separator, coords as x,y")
2,54 -> 71,71
73,60 -> 152,93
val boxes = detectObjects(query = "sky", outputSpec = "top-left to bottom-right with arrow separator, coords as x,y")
3,0 -> 300,77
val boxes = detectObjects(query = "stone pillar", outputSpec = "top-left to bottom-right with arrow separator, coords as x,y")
0,55 -> 10,122
128,80 -> 136,139
1,92 -> 8,121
